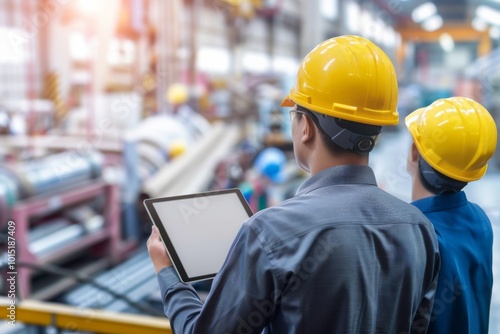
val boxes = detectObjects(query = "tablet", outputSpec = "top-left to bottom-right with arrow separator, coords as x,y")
144,188 -> 253,283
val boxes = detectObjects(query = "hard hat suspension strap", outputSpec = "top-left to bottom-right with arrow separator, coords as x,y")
418,157 -> 467,194
297,105 -> 381,154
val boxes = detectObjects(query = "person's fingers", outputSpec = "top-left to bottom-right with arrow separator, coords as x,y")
153,226 -> 163,243
152,225 -> 160,236
148,225 -> 164,250
147,225 -> 156,247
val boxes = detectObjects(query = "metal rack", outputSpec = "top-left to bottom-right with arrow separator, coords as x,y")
11,179 -> 125,299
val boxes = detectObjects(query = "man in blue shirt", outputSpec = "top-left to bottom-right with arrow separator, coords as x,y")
148,35 -> 440,333
405,96 -> 498,334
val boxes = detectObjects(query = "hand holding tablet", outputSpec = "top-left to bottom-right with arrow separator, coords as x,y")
147,225 -> 173,273
144,188 -> 253,282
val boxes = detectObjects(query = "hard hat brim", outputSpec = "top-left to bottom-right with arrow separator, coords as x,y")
280,96 -> 295,107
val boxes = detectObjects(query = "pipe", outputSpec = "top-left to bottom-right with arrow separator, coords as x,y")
0,150 -> 103,203
142,122 -> 241,198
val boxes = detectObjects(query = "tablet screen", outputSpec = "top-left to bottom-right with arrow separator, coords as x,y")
144,189 -> 252,282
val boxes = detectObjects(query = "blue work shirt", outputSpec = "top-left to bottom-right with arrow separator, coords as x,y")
412,191 -> 493,334
157,165 -> 440,333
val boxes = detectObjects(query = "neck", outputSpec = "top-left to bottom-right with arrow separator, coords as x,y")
309,149 -> 369,175
411,174 -> 435,201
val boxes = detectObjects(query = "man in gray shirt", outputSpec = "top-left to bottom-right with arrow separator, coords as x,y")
148,35 -> 440,333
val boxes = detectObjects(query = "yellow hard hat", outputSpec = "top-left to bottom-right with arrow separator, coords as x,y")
405,97 -> 498,182
166,84 -> 188,104
168,139 -> 188,158
281,35 -> 399,126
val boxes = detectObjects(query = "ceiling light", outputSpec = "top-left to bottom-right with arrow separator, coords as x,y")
439,33 -> 454,52
472,17 -> 488,31
412,2 -> 437,23
421,14 -> 443,31
476,5 -> 500,25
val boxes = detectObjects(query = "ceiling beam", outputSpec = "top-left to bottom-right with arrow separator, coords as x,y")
395,25 -> 491,74
399,25 -> 488,42
398,25 -> 491,57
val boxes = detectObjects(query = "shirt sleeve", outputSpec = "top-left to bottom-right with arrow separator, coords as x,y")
156,223 -> 280,334
410,227 -> 441,334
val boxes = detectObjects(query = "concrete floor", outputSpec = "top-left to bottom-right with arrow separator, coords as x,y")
371,129 -> 500,332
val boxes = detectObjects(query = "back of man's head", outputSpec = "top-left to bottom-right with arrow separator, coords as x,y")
405,96 -> 498,194
281,35 -> 399,156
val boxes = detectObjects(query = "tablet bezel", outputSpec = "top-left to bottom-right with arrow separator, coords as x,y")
143,188 -> 253,283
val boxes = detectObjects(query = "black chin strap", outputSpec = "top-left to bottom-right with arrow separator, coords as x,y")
418,157 -> 467,194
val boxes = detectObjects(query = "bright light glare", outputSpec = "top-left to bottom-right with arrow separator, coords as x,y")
412,2 -> 437,23
0,27 -> 28,64
272,56 -> 299,75
472,17 -> 488,31
77,0 -> 101,14
476,5 -> 500,25
383,27 -> 397,48
243,52 -> 271,73
69,32 -> 91,61
197,47 -> 230,74
491,26 -> 500,39
421,14 -> 443,31
439,33 -> 454,52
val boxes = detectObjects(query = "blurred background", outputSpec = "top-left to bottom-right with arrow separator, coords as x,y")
0,0 -> 498,333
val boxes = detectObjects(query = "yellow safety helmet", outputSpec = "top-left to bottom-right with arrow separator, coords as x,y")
168,139 -> 188,158
166,84 -> 188,105
281,35 -> 399,126
405,97 -> 498,182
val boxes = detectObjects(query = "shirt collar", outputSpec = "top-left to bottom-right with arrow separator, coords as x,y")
411,191 -> 468,213
296,165 -> 377,195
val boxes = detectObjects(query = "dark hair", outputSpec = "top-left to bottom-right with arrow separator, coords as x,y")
297,112 -> 352,155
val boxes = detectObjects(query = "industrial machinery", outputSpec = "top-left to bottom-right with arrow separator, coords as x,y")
61,248 -> 159,314
0,151 -> 124,300
0,150 -> 103,223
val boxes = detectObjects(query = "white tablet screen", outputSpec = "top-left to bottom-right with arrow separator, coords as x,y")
151,191 -> 251,278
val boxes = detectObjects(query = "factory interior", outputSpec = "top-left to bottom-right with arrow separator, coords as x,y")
0,0 -> 499,333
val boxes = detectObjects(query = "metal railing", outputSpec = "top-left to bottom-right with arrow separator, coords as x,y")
0,297 -> 172,334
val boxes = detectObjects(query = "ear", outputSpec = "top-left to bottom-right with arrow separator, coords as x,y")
300,115 -> 316,144
406,142 -> 419,175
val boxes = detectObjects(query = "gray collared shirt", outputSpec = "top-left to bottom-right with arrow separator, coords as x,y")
157,165 -> 440,333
